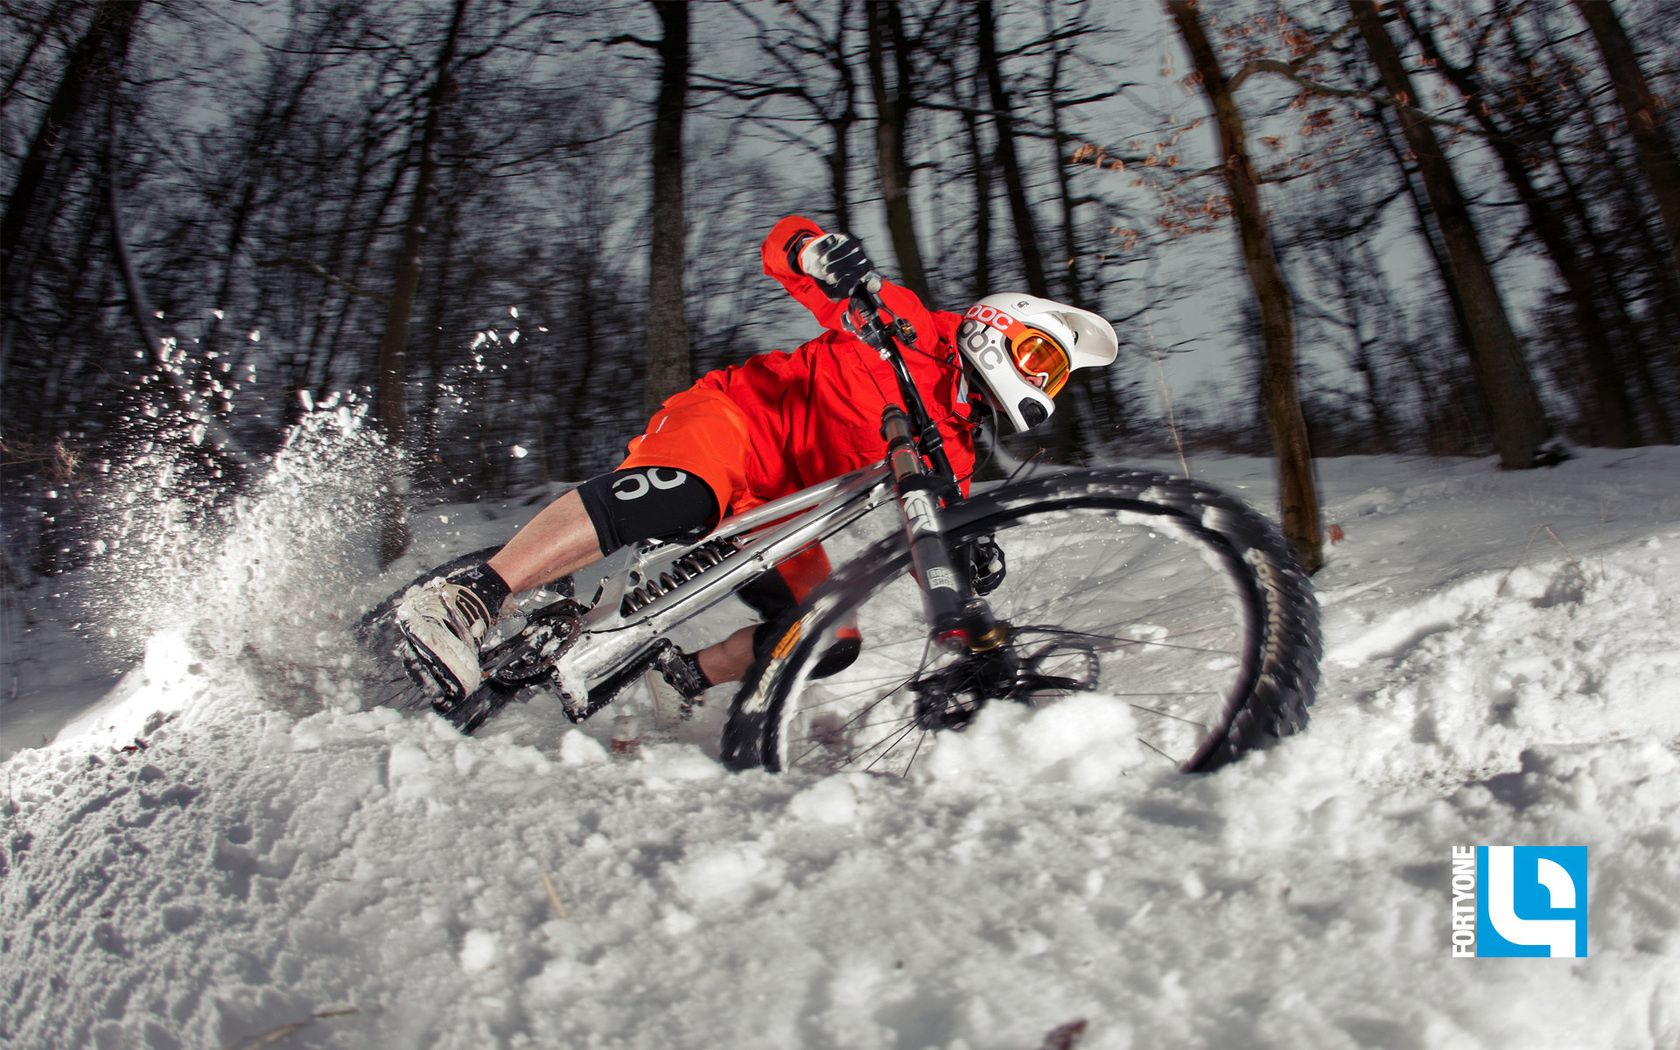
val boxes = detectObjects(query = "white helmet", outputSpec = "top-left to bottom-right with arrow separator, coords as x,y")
956,292 -> 1119,432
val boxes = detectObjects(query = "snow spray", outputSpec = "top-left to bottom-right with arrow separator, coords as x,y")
79,402 -> 393,676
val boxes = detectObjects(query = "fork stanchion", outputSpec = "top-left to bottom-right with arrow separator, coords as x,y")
881,406 -> 985,651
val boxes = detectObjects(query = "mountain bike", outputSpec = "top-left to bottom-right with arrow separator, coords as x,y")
359,286 -> 1320,776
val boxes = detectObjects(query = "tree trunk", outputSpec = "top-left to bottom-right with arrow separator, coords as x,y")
1167,0 -> 1323,573
1403,5 -> 1640,447
1,1 -> 143,277
1545,38 -> 1680,428
1371,103 -> 1476,372
203,37 -> 326,371
1045,42 -> 1084,308
1532,28 -> 1673,440
106,118 -> 253,477
978,0 -> 1082,460
374,0 -> 469,567
977,0 -> 1048,297
2,0 -> 145,384
961,104 -> 992,294
826,0 -> 857,231
1552,144 -> 1678,444
1572,0 -> 1680,292
0,4 -> 69,110
865,0 -> 930,301
827,112 -> 854,232
1349,0 -> 1551,469
564,253 -> 603,480
644,0 -> 691,416
419,195 -> 463,480
949,15 -> 992,295
1043,12 -> 1097,460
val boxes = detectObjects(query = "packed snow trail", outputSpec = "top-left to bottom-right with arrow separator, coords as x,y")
3,448 -> 1678,1049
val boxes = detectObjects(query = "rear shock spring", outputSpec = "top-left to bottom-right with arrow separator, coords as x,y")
619,537 -> 741,615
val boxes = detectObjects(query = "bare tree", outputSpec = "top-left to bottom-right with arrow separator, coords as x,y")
865,0 -> 930,301
1289,195 -> 1404,453
1348,0 -> 1552,469
1166,0 -> 1322,573
643,0 -> 691,415
2,0 -> 146,386
707,1 -> 860,229
1572,0 -> 1680,291
977,0 -> 1049,298
1513,9 -> 1677,443
1400,1 -> 1640,447
374,0 -> 471,566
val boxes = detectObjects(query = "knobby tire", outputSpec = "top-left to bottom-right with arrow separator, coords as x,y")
721,468 -> 1320,776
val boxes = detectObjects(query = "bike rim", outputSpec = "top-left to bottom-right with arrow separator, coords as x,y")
765,497 -> 1262,778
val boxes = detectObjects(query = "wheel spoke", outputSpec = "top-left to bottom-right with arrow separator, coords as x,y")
859,719 -> 926,774
731,475 -> 1316,778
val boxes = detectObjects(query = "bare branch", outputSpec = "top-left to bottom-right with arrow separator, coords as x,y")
1230,57 -> 1489,141
258,256 -> 392,304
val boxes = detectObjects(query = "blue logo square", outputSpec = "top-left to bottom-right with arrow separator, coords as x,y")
1476,845 -> 1588,958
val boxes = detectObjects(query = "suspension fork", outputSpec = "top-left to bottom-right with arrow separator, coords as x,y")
881,406 -> 1006,652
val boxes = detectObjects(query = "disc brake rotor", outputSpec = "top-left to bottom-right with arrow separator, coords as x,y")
906,634 -> 1101,730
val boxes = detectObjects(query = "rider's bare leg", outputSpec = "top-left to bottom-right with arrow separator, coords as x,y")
485,488 -> 757,686
696,625 -> 758,686
486,490 -> 603,596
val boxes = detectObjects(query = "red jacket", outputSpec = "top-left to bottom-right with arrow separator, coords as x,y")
693,216 -> 977,501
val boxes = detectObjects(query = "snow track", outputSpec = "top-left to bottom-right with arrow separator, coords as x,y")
4,450 -> 1679,1049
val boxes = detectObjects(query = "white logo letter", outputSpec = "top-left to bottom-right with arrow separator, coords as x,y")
1486,847 -> 1581,958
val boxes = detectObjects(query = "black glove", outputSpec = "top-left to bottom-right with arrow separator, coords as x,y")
796,232 -> 877,301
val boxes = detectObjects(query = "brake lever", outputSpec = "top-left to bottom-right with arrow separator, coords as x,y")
845,280 -> 893,354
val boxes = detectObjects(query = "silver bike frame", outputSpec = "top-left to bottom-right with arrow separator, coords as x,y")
522,287 -> 975,707
554,461 -> 900,693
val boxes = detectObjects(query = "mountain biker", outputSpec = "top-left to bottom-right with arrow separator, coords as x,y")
396,214 -> 1119,708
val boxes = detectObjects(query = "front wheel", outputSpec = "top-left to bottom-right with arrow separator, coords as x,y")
722,469 -> 1320,777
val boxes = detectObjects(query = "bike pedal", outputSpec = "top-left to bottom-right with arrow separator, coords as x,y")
643,667 -> 697,730
396,634 -> 466,707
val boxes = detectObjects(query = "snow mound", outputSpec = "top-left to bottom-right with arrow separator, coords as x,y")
5,449 -> 1680,1048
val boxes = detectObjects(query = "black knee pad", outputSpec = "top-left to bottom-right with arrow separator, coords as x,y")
578,466 -> 718,553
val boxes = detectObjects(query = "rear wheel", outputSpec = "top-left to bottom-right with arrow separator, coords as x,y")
722,469 -> 1319,776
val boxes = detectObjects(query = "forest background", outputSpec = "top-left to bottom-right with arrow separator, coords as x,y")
3,0 -> 1677,583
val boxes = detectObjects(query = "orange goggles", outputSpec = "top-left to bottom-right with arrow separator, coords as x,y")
1011,333 -> 1070,396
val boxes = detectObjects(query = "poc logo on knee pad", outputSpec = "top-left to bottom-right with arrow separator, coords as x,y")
581,466 -> 717,550
612,468 -> 689,501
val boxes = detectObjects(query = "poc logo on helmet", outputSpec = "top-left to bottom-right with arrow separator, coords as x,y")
958,310 -> 1010,372
963,303 -> 1016,332
1450,845 -> 1588,958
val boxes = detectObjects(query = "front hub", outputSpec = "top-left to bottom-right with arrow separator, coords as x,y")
908,644 -> 1021,730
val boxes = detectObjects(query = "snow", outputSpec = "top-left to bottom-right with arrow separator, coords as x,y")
3,447 -> 1679,1049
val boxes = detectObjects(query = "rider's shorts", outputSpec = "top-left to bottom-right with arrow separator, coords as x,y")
618,387 -> 753,522
617,386 -> 834,608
